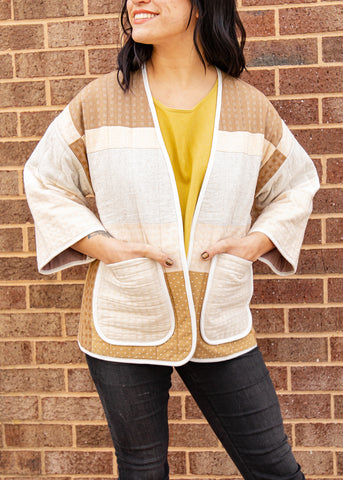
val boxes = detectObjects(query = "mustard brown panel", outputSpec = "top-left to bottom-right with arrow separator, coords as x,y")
189,271 -> 257,359
78,260 -> 99,352
255,149 -> 287,196
78,269 -> 193,363
69,137 -> 92,185
219,75 -> 283,148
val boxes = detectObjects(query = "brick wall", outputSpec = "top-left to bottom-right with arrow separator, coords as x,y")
0,0 -> 342,477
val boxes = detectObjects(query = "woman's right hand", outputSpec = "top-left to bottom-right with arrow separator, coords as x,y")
71,230 -> 174,268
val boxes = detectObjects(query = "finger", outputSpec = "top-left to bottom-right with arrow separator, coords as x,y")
200,238 -> 234,261
142,244 -> 174,268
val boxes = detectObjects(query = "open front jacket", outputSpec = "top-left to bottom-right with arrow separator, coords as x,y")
24,66 -> 320,366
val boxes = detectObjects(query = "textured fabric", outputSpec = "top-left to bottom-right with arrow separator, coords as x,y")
24,66 -> 320,365
86,347 -> 305,480
153,80 -> 217,253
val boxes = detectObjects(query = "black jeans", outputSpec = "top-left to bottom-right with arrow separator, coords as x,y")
86,347 -> 305,480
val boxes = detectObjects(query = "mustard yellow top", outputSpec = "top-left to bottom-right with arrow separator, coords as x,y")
154,80 -> 218,254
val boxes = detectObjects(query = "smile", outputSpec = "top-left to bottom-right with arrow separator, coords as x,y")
134,13 -> 157,20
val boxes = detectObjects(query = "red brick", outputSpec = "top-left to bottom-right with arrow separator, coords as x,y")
280,67 -> 343,95
327,158 -> 343,183
42,396 -> 105,420
0,54 -> 13,79
0,341 -> 32,366
328,278 -> 343,303
13,0 -> 84,19
240,69 -> 275,96
27,226 -> 36,251
0,141 -> 36,167
246,38 -> 317,67
88,48 -> 119,75
65,312 -> 80,336
335,395 -> 343,417
323,98 -> 343,124
0,112 -> 17,137
297,248 -> 343,274
0,170 -> 19,195
303,219 -> 322,244
258,337 -> 327,362
5,424 -> 72,447
0,0 -> 11,19
168,395 -> 182,420
252,279 -> 323,304
313,188 -> 343,214
289,307 -> 343,333
268,366 -> 288,390
45,451 -> 113,475
0,368 -> 65,393
296,423 -> 343,447
271,99 -> 318,126
185,395 -> 205,419
326,218 -> 343,243
0,451 -> 41,475
48,19 -> 119,48
331,337 -> 343,361
169,424 -> 217,447
252,308 -> 284,333
337,452 -> 343,474
50,77 -> 92,105
294,451 -> 333,475
0,81 -> 46,108
0,25 -> 44,51
29,284 -> 83,309
88,0 -> 121,14
280,6 -> 343,35
68,368 -> 96,392
312,157 -> 323,183
323,36 -> 343,63
168,451 -> 187,475
279,394 -> 331,419
20,110 -> 60,137
0,312 -> 62,337
0,256 -> 51,281
0,199 -> 32,224
240,10 -> 275,37
16,51 -> 86,78
171,369 -> 187,392
61,263 -> 88,280
76,425 -> 112,447
189,451 -> 239,476
291,366 -> 343,391
293,128 -> 343,155
0,396 -> 38,420
0,286 -> 26,309
36,340 -> 84,364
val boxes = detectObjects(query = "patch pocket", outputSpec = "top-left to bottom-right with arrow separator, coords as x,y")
200,253 -> 253,345
93,257 -> 175,346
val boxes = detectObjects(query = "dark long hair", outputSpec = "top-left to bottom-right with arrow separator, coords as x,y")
117,0 -> 246,91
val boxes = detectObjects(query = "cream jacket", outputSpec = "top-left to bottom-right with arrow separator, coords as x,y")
24,67 -> 320,366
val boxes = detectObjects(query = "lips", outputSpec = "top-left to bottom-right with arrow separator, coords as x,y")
131,9 -> 158,23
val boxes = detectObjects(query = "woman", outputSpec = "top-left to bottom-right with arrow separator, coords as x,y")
24,0 -> 320,478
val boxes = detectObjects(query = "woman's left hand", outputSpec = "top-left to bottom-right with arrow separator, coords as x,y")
200,232 -> 275,263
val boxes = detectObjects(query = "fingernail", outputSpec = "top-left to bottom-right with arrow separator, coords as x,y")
165,258 -> 174,266
201,251 -> 209,260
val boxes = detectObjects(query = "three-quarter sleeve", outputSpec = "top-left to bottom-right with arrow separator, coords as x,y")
249,102 -> 320,275
24,107 -> 105,274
